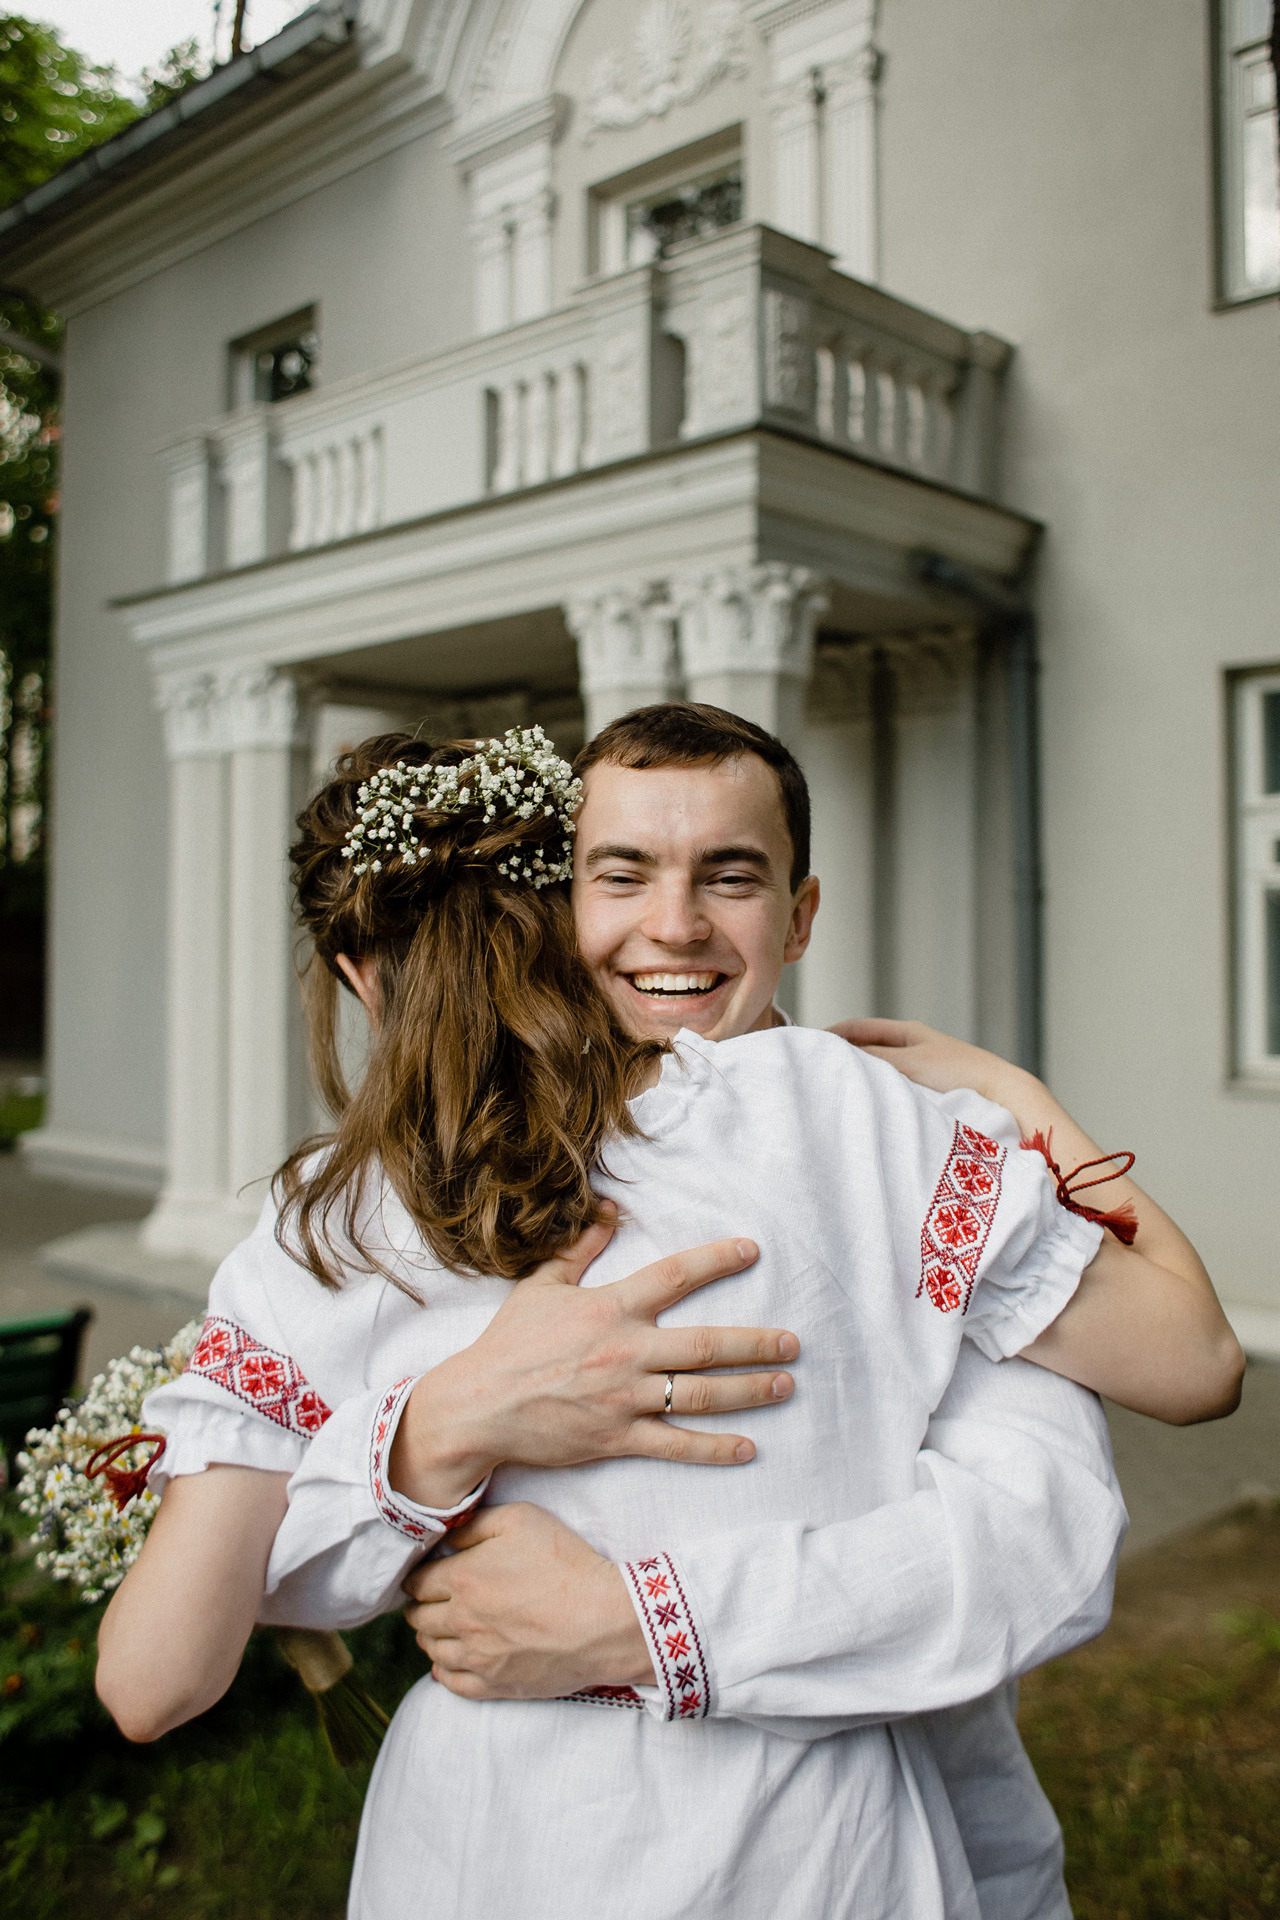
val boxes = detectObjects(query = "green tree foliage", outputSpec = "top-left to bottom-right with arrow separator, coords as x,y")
0,289 -> 57,917
0,18 -> 212,1039
0,16 -> 139,207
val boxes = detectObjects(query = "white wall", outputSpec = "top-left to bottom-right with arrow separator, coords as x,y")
876,0 -> 1280,1316
40,129 -> 471,1182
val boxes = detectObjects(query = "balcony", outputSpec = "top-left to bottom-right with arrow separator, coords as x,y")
161,224 -> 1012,587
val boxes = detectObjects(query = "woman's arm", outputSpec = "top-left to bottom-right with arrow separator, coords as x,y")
96,1466 -> 290,1742
831,1019 -> 1245,1425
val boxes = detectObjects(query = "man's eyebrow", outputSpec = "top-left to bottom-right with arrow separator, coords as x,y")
696,845 -> 772,870
583,843 -> 656,868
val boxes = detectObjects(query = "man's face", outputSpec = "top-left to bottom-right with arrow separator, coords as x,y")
571,755 -> 820,1044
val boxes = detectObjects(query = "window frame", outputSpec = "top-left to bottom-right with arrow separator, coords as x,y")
1230,669 -> 1280,1083
588,127 -> 743,277
226,305 -> 319,409
1211,0 -> 1280,307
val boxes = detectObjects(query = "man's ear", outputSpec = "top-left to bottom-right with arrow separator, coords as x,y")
335,953 -> 380,1023
783,875 -> 820,965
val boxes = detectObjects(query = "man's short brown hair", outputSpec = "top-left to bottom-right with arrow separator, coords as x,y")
573,703 -> 811,893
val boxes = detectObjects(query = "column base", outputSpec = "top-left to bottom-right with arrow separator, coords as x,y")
141,1188 -> 261,1266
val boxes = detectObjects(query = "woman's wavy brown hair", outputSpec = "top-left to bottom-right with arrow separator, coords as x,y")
275,732 -> 660,1289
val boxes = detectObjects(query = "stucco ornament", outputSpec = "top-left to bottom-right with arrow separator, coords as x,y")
582,0 -> 747,139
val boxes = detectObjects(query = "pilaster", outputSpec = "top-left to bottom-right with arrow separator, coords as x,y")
162,436 -> 215,585
750,0 -> 882,281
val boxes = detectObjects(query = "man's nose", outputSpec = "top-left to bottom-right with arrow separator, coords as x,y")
641,880 -> 711,949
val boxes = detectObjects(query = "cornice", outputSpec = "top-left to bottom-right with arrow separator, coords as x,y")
11,62 -> 451,316
745,0 -> 876,37
444,92 -> 570,171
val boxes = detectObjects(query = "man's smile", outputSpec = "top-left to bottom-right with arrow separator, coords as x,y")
627,970 -> 727,999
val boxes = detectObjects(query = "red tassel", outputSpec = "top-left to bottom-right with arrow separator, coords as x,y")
1020,1129 -> 1139,1246
84,1433 -> 167,1513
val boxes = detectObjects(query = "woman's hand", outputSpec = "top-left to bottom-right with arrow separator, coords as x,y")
828,1017 -> 1036,1113
831,1016 -> 1245,1424
389,1211 -> 800,1509
404,1504 -> 653,1700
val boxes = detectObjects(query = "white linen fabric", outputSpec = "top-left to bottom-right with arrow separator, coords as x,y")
143,1026 -> 1120,1920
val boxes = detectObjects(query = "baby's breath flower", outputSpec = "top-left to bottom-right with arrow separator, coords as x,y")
339,727 -> 581,890
13,1320 -> 203,1599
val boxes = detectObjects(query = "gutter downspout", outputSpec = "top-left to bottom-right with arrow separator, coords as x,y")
911,552 -> 1043,1077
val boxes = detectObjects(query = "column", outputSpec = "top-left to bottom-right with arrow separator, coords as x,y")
142,672 -> 232,1259
676,564 -> 828,752
224,667 -> 314,1226
566,584 -> 681,739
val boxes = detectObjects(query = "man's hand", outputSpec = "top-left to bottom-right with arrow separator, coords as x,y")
404,1505 -> 654,1700
391,1211 -> 799,1509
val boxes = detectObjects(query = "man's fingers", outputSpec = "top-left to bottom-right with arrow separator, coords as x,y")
654,1368 -> 793,1417
628,1416 -> 758,1466
654,1324 -> 799,1370
622,1239 -> 758,1314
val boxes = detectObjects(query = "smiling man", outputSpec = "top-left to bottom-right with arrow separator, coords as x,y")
571,710 -> 819,1043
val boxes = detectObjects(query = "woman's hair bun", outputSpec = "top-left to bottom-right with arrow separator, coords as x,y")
290,728 -> 580,975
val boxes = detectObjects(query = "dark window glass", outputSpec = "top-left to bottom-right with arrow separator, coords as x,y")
630,172 -> 742,257
255,331 -> 318,403
1263,689 -> 1280,793
1268,891 -> 1280,1056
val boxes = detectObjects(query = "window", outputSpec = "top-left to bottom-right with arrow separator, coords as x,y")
228,306 -> 319,408
622,165 -> 743,264
1233,672 -> 1280,1078
592,132 -> 743,275
1215,0 -> 1280,303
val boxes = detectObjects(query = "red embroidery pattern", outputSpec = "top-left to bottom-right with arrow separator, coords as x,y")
622,1552 -> 709,1721
368,1377 -> 485,1544
187,1316 -> 332,1435
918,1123 -> 1006,1315
565,1685 -> 645,1710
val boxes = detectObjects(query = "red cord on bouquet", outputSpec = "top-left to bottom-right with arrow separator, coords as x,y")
1020,1130 -> 1139,1245
84,1433 -> 167,1512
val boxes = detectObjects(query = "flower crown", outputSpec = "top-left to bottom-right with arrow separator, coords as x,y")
340,726 -> 582,889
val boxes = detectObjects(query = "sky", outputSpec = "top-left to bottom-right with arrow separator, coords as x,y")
28,1 -> 309,91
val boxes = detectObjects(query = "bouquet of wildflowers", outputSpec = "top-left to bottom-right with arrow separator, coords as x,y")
14,1323 -> 388,1766
16,1320 -> 202,1600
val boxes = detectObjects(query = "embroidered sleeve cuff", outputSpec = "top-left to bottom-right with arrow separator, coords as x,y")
621,1552 -> 712,1721
368,1376 -> 490,1544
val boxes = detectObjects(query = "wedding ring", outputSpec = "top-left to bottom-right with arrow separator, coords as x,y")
664,1371 -> 675,1414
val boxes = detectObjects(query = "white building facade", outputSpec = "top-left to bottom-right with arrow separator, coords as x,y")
3,0 -> 1279,1346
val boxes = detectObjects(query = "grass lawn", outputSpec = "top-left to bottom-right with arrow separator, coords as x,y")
1020,1500 -> 1280,1918
0,1089 -> 42,1150
3,1496 -> 1278,1916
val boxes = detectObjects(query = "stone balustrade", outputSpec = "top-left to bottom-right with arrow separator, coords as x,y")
160,225 -> 1011,586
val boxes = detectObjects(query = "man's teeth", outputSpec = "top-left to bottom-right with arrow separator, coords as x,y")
631,972 -> 719,995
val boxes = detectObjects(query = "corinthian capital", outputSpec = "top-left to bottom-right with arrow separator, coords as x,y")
219,666 -> 312,753
676,564 -> 829,684
565,583 -> 680,698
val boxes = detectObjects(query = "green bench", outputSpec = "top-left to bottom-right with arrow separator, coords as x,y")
0,1306 -> 93,1474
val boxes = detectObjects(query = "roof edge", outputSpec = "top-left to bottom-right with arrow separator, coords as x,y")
0,1 -> 358,259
